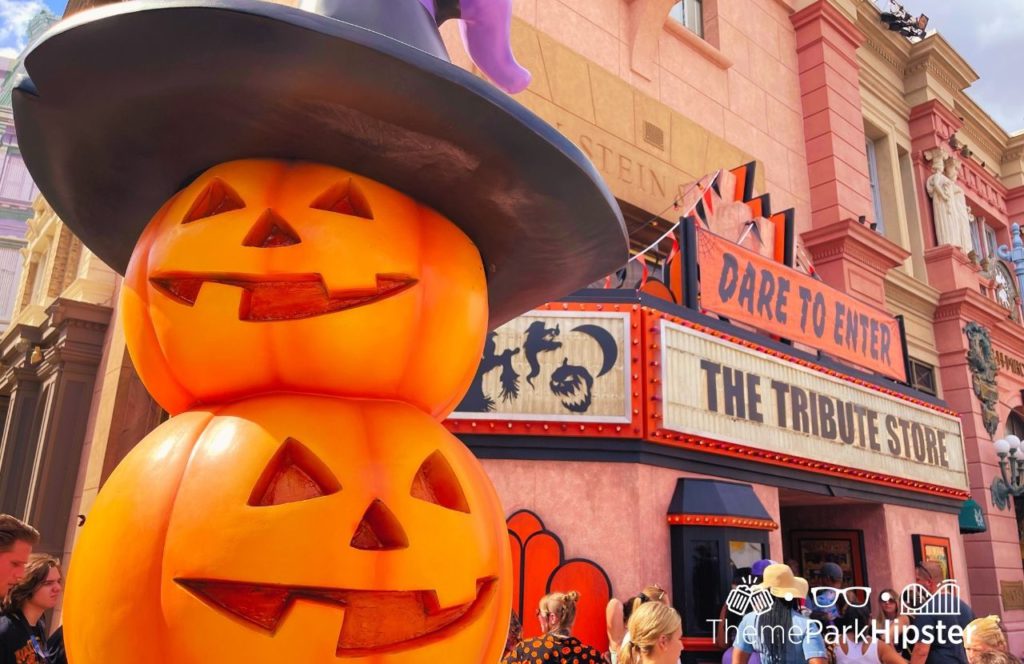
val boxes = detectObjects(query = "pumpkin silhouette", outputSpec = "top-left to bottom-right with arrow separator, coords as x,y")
63,394 -> 512,663
121,159 -> 488,418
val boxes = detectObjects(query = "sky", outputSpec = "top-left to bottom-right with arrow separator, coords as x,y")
0,0 -> 1020,132
902,1 -> 1024,134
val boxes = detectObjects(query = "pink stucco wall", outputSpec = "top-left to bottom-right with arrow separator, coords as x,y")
482,458 -> 782,604
483,457 -> 965,620
462,0 -> 812,228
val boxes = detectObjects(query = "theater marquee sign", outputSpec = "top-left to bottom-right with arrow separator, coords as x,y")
660,321 -> 968,492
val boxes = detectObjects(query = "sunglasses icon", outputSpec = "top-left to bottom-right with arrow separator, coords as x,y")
810,587 -> 871,608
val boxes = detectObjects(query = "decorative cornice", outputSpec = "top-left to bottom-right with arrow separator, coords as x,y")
906,33 -> 979,95
802,218 -> 911,272
861,34 -> 905,76
933,287 -> 1007,329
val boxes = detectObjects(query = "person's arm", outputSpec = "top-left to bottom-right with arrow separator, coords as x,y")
734,649 -> 751,664
732,614 -> 755,655
802,621 -> 828,664
606,598 -> 625,650
910,641 -> 930,664
500,642 -> 521,664
716,603 -> 729,648
878,640 -> 908,664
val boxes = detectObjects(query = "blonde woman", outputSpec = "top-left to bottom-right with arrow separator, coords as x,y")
965,616 -> 1019,664
607,585 -> 669,662
873,588 -> 910,659
617,601 -> 683,664
503,591 -> 605,664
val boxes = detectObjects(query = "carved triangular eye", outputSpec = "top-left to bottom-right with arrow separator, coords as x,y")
248,438 -> 341,507
350,500 -> 408,550
310,180 -> 374,219
182,178 -> 245,223
410,450 -> 470,513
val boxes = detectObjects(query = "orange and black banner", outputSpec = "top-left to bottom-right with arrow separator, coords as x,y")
696,226 -> 906,381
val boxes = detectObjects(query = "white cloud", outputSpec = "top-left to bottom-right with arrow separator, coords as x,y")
0,0 -> 44,55
972,4 -> 1024,44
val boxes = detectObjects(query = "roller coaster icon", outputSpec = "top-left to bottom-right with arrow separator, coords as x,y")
900,580 -> 961,616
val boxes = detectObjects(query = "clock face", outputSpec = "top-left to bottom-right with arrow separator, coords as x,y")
993,263 -> 1017,314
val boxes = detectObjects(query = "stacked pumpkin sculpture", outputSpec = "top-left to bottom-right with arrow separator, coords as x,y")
13,0 -> 626,662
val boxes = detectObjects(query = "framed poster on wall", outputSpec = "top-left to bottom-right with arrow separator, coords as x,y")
790,529 -> 868,587
912,535 -> 954,580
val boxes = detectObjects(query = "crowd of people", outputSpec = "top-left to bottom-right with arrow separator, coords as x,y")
502,587 -> 683,664
501,560 -> 1023,664
0,514 -> 65,664
722,559 -> 1018,664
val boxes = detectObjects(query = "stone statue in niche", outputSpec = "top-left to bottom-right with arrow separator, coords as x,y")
965,321 -> 999,438
926,150 -> 975,258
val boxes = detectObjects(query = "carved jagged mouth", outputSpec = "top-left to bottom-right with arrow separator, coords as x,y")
175,577 -> 496,657
149,273 -> 417,322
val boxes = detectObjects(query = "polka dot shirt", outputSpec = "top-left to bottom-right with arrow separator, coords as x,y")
502,634 -> 607,664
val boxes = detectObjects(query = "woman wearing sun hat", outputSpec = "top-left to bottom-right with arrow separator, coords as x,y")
732,564 -> 828,664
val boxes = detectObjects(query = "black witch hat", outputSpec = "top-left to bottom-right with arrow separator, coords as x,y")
12,0 -> 627,328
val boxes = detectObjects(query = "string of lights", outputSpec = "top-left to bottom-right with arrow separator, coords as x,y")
627,170 -> 721,263
626,170 -> 720,240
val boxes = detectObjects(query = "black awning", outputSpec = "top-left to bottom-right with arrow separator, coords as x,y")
667,478 -> 772,520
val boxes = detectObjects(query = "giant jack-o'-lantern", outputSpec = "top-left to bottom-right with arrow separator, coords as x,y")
122,159 -> 488,418
64,394 -> 512,663
14,0 -> 627,662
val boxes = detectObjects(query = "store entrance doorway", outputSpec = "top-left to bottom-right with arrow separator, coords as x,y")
778,487 -> 880,590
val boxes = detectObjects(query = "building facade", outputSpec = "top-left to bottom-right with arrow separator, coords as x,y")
0,9 -> 60,329
1,0 -> 1024,656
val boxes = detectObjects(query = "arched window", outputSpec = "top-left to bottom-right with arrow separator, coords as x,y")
669,0 -> 703,37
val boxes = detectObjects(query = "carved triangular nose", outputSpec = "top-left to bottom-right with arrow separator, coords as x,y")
350,499 -> 409,551
242,209 -> 301,248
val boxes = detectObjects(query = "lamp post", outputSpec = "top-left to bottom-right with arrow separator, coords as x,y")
991,434 -> 1024,510
997,223 -> 1024,301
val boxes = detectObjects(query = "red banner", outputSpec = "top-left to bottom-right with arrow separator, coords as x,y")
697,227 -> 906,381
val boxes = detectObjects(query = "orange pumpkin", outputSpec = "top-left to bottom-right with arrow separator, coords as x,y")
121,159 -> 488,418
64,394 -> 512,663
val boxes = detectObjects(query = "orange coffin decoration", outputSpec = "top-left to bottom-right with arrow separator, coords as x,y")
121,160 -> 489,419
64,395 -> 512,663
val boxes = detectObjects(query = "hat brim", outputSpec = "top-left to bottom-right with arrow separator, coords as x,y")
13,0 -> 627,328
753,580 -> 809,601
